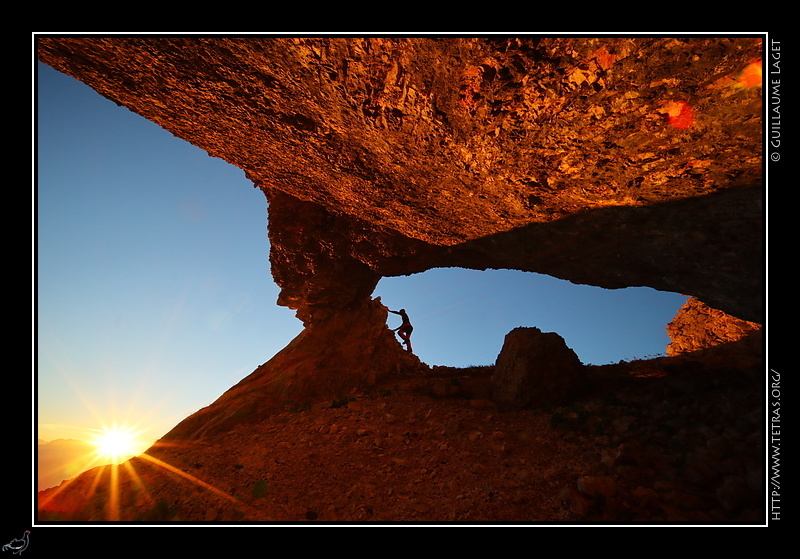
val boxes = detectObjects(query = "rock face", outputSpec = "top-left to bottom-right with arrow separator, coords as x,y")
492,327 -> 584,408
36,36 -> 765,439
667,297 -> 762,356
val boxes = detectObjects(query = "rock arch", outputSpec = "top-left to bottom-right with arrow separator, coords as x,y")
37,35 -> 764,439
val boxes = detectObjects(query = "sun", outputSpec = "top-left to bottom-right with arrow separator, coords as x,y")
89,424 -> 144,464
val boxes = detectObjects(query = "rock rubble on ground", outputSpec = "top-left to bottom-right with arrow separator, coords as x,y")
38,358 -> 764,524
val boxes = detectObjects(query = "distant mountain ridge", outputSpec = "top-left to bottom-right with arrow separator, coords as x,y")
37,438 -> 101,491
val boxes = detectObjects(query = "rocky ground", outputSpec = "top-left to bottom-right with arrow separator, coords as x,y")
38,346 -> 765,525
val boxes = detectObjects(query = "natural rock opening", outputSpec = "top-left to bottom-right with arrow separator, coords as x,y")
37,38 -> 763,387
35,35 -> 766,523
375,267 -> 688,367
36,35 -> 763,433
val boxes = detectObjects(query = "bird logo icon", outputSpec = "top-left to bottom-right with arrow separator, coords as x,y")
2,531 -> 29,555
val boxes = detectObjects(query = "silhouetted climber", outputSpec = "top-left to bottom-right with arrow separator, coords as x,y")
389,308 -> 413,352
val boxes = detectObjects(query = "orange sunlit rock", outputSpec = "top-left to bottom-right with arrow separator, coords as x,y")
666,297 -> 762,357
706,59 -> 762,91
737,59 -> 762,88
662,100 -> 694,129
592,47 -> 616,70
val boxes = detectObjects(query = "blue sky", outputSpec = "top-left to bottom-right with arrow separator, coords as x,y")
35,60 -> 687,449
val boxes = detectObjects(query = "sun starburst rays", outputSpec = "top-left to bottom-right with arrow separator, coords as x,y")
88,423 -> 147,464
37,438 -> 262,522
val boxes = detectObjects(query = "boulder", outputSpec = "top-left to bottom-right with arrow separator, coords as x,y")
492,327 -> 584,408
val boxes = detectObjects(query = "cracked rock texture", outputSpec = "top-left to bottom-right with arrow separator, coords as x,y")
37,36 -> 763,324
